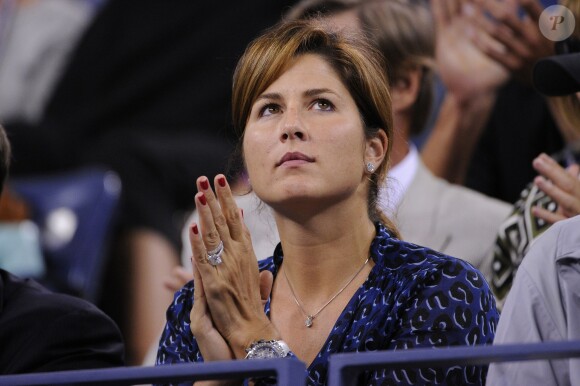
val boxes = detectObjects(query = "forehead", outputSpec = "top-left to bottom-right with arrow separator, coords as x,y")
259,53 -> 348,95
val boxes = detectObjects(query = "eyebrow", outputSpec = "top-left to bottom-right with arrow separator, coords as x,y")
255,88 -> 339,102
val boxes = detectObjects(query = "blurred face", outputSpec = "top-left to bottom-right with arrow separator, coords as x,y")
242,54 -> 371,213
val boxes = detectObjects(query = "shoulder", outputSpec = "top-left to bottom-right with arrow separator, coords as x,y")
402,163 -> 511,233
374,232 -> 476,274
543,215 -> 580,259
519,215 -> 580,279
433,174 -> 511,217
367,229 -> 498,347
492,218 -> 580,356
373,233 -> 497,323
508,216 -> 580,312
1,270 -> 109,320
0,270 -> 124,372
373,227 -> 491,294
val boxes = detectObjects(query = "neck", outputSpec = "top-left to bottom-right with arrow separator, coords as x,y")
273,198 -> 376,302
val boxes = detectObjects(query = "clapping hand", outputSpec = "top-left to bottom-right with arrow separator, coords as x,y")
472,0 -> 555,85
532,153 -> 580,223
188,175 -> 277,361
432,0 -> 509,103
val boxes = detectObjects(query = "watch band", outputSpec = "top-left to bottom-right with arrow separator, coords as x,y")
244,339 -> 291,359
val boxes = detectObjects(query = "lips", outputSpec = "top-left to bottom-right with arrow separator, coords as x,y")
276,151 -> 315,167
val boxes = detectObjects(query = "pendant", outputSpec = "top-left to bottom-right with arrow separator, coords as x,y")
305,315 -> 314,328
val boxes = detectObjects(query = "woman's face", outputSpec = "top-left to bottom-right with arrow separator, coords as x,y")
242,54 -> 374,213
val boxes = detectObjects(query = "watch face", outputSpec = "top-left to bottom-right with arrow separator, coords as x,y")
246,340 -> 290,359
251,345 -> 280,359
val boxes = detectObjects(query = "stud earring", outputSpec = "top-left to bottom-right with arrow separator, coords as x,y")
366,162 -> 375,173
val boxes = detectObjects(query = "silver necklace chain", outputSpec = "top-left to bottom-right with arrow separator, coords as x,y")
283,256 -> 370,328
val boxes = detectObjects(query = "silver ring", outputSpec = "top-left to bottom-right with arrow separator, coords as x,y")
207,240 -> 224,266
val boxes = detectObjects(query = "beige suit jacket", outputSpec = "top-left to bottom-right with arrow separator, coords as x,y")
394,160 -> 512,280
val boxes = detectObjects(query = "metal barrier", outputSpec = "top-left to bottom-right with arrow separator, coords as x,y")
327,340 -> 580,386
0,358 -> 307,386
2,341 -> 580,385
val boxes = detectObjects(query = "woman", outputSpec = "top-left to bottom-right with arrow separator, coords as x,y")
156,19 -> 498,385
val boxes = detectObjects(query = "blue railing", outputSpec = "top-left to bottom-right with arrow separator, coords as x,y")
1,341 -> 579,385
0,358 -> 306,386
327,340 -> 580,385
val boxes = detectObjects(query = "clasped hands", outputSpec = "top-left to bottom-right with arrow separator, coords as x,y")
188,175 -> 278,362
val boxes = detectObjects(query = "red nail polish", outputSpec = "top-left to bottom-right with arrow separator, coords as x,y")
191,224 -> 198,235
200,179 -> 209,190
218,176 -> 226,187
198,194 -> 207,205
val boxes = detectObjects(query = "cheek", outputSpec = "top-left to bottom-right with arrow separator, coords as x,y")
242,130 -> 273,175
327,128 -> 366,164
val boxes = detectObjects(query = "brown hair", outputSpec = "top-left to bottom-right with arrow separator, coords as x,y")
231,18 -> 400,237
287,0 -> 436,136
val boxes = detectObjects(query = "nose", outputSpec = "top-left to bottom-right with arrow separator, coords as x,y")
280,108 -> 306,141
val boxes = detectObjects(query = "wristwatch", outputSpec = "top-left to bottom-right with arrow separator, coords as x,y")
245,339 -> 291,359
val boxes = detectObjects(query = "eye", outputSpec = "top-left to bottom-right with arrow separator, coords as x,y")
259,103 -> 281,117
312,98 -> 334,111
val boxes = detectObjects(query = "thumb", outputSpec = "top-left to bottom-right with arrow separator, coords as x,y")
259,270 -> 274,307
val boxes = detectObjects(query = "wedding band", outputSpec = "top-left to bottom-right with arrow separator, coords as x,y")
207,240 -> 224,266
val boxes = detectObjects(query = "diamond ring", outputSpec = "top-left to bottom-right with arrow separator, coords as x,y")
207,240 -> 224,266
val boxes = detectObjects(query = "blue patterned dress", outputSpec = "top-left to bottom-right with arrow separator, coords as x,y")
156,223 -> 499,385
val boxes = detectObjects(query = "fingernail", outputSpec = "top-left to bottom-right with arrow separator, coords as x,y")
241,208 -> 244,218
198,194 -> 207,206
191,224 -> 199,235
200,179 -> 209,190
218,176 -> 226,187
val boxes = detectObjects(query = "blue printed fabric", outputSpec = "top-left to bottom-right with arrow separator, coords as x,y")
156,223 -> 499,385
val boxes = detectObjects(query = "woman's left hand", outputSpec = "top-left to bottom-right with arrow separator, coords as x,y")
532,153 -> 580,223
189,174 -> 278,359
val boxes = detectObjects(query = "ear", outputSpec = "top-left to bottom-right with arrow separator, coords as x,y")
364,129 -> 388,171
391,68 -> 422,114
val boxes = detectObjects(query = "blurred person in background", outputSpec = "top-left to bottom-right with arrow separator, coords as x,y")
487,47 -> 580,378
0,124 -> 125,374
421,0 -> 559,200
491,9 -> 580,305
